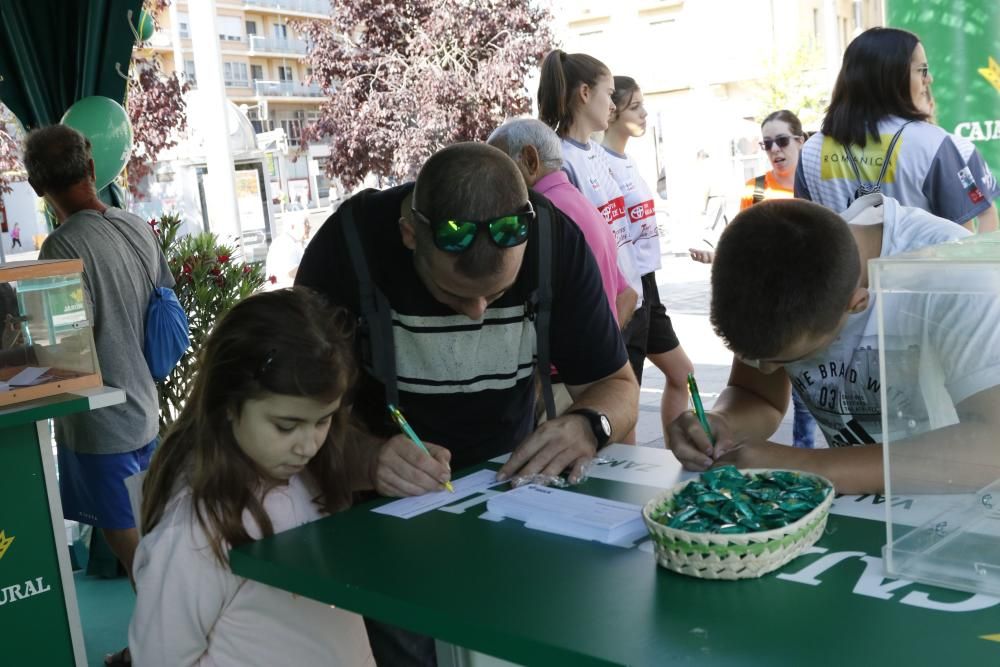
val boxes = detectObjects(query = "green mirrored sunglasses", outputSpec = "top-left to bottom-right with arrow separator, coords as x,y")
411,201 -> 534,253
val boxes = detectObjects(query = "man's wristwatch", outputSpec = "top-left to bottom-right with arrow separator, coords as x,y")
567,408 -> 612,448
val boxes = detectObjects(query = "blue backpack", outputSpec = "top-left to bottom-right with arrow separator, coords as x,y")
103,213 -> 190,382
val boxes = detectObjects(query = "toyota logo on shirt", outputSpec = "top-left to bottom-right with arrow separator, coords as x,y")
600,197 -> 626,224
628,200 -> 655,222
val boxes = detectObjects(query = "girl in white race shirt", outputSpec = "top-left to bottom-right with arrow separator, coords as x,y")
602,76 -> 694,441
130,288 -> 374,667
538,50 -> 645,439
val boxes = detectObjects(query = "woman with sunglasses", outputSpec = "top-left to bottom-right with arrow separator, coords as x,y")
796,27 -> 999,233
538,50 -> 644,332
601,75 -> 694,443
688,110 -> 805,260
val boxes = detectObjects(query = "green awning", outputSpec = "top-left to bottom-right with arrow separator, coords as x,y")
0,0 -> 143,130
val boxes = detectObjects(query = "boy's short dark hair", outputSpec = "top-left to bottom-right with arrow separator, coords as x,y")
710,199 -> 861,360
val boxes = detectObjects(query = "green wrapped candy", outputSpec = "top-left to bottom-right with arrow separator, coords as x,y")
653,468 -> 831,534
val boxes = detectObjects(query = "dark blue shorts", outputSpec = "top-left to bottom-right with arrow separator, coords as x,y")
57,439 -> 157,530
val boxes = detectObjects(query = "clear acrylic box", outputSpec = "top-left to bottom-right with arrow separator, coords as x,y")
873,232 -> 1000,595
0,259 -> 102,407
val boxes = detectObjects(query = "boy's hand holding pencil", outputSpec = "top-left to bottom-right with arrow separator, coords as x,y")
663,374 -> 740,472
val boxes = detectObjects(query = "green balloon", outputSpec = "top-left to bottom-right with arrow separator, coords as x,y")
60,96 -> 133,191
135,10 -> 155,42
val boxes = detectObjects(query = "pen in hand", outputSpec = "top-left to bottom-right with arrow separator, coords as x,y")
686,373 -> 716,451
388,403 -> 455,493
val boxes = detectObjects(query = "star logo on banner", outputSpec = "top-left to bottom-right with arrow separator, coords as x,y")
0,531 -> 13,561
978,56 -> 1000,93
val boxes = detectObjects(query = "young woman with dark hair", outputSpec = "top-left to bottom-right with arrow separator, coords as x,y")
797,27 -> 999,233
130,288 -> 374,666
601,75 -> 694,444
537,50 -> 643,336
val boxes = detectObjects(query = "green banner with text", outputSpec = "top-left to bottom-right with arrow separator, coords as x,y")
887,1 -> 1000,170
0,422 -> 75,665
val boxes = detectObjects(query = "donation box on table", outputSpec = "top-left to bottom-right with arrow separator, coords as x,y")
872,232 -> 1000,596
0,259 -> 102,407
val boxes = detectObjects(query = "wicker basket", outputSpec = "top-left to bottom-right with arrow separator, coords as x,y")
641,469 -> 834,580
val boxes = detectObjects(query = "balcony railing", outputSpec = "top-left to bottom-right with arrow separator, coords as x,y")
243,0 -> 329,15
248,35 -> 308,55
254,80 -> 323,97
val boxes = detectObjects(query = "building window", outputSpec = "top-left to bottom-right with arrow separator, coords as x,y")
248,107 -> 274,134
223,61 -> 249,87
183,60 -> 197,86
245,20 -> 257,36
277,65 -> 294,82
217,16 -> 243,42
251,64 -> 264,82
273,23 -> 288,40
177,13 -> 190,38
813,8 -> 820,41
280,119 -> 302,146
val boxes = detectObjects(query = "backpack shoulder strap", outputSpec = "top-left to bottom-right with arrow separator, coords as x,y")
533,204 -> 556,421
100,212 -> 156,290
340,200 -> 399,407
873,120 -> 912,189
752,175 -> 767,204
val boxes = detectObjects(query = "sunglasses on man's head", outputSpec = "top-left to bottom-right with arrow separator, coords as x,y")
760,135 -> 801,151
410,201 -> 534,253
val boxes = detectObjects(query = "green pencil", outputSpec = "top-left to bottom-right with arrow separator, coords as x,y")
388,403 -> 455,492
686,373 -> 716,447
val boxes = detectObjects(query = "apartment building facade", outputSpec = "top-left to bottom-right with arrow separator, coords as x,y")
146,0 -> 333,211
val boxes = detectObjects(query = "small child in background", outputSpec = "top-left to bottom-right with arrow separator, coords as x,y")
130,287 -> 374,666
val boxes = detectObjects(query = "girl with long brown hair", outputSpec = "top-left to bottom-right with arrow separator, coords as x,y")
129,287 -> 374,666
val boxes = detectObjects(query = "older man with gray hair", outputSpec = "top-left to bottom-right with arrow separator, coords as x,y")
488,118 -> 636,420
488,117 -> 636,326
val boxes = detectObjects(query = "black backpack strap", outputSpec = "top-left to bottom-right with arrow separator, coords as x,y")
752,175 -> 766,204
874,120 -> 912,189
843,121 -> 912,196
340,201 -> 399,407
533,205 -> 556,421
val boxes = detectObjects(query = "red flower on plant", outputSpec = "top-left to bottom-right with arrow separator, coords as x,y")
208,268 -> 221,277
242,265 -> 252,274
268,275 -> 277,284
182,263 -> 192,275
217,254 -> 230,264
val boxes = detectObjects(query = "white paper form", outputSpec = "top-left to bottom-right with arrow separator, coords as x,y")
372,469 -> 508,519
8,366 -> 50,386
486,484 -> 647,545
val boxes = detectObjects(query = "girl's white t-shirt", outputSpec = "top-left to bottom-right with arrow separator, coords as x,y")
130,473 -> 374,667
561,137 -> 643,308
602,145 -> 662,276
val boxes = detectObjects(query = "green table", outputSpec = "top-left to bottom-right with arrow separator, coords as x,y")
0,387 -> 125,667
231,446 -> 1000,666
